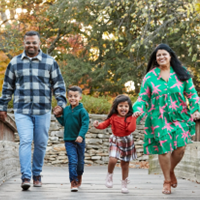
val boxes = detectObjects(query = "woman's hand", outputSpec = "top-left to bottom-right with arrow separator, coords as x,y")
133,111 -> 142,117
192,111 -> 200,121
93,120 -> 99,127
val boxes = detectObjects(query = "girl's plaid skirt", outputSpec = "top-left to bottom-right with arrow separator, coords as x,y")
109,134 -> 137,162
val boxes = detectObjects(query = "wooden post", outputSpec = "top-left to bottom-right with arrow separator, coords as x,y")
0,114 -> 19,186
194,119 -> 200,142
0,115 -> 17,141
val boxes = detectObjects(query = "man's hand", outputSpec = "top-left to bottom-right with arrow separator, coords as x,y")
53,105 -> 63,117
0,111 -> 7,122
75,136 -> 83,143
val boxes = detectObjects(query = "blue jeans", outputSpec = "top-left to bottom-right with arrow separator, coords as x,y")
65,140 -> 85,182
14,111 -> 51,180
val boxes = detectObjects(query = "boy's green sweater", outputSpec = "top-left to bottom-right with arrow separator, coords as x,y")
56,103 -> 89,140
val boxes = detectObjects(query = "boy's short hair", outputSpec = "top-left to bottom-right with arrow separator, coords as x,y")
67,86 -> 82,95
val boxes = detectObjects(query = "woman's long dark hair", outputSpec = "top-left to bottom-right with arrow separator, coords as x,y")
107,94 -> 133,122
146,43 -> 191,81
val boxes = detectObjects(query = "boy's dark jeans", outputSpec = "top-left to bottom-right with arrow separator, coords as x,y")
65,140 -> 85,182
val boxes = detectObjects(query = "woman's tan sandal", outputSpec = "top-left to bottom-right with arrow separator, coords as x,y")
170,171 -> 177,188
162,181 -> 171,194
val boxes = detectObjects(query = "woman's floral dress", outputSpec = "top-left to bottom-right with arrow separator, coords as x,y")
133,67 -> 200,154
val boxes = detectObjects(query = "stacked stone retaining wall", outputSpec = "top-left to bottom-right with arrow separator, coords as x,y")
13,113 -> 147,166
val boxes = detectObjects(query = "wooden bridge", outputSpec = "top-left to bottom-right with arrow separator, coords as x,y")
0,166 -> 200,200
0,116 -> 200,200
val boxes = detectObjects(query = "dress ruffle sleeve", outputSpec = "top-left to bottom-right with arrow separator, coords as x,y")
183,78 -> 200,114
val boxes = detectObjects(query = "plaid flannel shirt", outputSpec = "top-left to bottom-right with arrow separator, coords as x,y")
0,50 -> 67,115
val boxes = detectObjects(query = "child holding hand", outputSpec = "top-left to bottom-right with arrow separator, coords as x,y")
54,86 -> 89,192
93,94 -> 137,194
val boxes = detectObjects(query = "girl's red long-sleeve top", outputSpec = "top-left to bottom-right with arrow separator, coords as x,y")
96,114 -> 137,137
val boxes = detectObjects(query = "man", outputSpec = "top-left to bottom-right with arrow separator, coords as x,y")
0,31 -> 66,190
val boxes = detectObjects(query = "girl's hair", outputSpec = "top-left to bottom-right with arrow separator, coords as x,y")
146,43 -> 191,81
107,94 -> 133,121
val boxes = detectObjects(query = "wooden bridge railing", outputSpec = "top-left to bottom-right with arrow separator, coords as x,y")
193,119 -> 200,141
0,114 -> 20,186
0,115 -> 17,141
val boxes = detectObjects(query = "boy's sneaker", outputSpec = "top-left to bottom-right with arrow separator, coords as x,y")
71,180 -> 78,192
105,173 -> 113,188
21,178 -> 31,190
121,178 -> 130,194
33,175 -> 42,187
77,175 -> 82,187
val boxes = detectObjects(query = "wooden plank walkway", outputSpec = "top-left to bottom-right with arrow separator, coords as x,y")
0,166 -> 200,200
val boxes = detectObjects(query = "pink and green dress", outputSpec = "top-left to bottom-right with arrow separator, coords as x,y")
133,67 -> 200,155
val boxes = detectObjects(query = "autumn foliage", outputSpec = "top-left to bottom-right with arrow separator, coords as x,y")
1,0 -> 200,95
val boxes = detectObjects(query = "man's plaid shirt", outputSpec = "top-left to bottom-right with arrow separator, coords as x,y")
0,50 -> 67,115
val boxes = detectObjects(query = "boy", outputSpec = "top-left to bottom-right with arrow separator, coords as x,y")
53,86 -> 89,192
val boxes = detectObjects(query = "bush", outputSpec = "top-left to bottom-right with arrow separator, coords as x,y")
80,95 -> 138,114
52,95 -> 112,114
2,93 -> 138,114
81,95 -> 112,114
130,95 -> 138,105
8,98 -> 14,109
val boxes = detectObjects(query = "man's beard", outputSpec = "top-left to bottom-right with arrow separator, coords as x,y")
25,49 -> 38,57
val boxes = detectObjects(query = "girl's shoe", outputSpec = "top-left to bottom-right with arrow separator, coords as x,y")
121,178 -> 130,194
170,171 -> 177,188
162,180 -> 171,194
105,173 -> 113,188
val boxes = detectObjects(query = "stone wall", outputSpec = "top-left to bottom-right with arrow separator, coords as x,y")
15,114 -> 147,166
13,113 -> 147,166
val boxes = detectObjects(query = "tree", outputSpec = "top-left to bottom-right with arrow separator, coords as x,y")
1,0 -> 200,95
57,0 -> 200,94
61,0 -> 200,94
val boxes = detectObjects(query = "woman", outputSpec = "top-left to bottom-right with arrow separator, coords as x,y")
133,43 -> 200,194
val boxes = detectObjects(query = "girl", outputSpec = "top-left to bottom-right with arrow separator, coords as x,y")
93,94 -> 137,194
